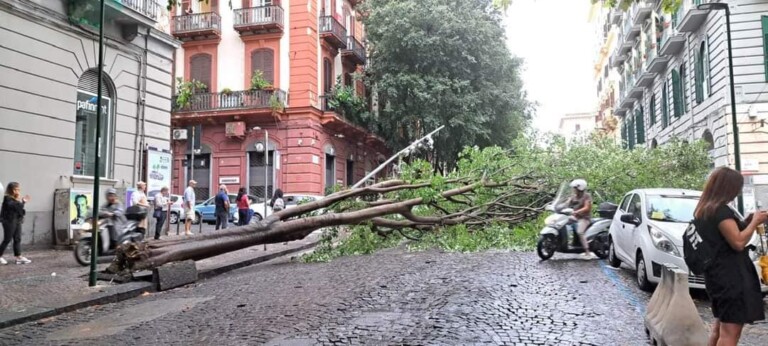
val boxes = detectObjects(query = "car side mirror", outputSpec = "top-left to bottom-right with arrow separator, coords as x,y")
620,213 -> 641,226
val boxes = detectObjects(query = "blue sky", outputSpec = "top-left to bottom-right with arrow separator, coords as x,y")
504,0 -> 598,133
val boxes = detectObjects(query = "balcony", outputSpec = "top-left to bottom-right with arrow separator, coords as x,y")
611,9 -> 623,25
659,28 -> 686,56
319,16 -> 347,49
172,89 -> 287,114
341,36 -> 366,65
233,6 -> 284,35
172,12 -> 222,40
108,0 -> 160,24
677,0 -> 709,33
632,2 -> 653,25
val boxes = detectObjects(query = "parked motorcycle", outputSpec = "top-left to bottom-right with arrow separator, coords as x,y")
74,206 -> 146,266
536,183 -> 617,260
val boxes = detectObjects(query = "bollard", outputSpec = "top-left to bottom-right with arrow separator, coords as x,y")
644,264 -> 708,346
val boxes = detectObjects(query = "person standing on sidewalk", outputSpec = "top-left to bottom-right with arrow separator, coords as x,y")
153,187 -> 171,240
692,167 -> 767,346
215,185 -> 230,230
0,182 -> 31,265
183,180 -> 197,236
236,187 -> 251,226
131,181 -> 150,235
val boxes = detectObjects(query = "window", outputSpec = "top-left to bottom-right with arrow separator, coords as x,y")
620,194 -> 633,212
628,194 -> 643,219
627,114 -> 635,149
635,107 -> 645,144
763,16 -> 768,81
323,58 -> 333,93
346,159 -> 354,186
661,80 -> 669,128
621,121 -> 627,149
74,70 -> 115,178
251,48 -> 275,85
190,53 -> 212,91
695,39 -> 712,102
671,69 -> 682,117
681,64 -> 689,113
649,92 -> 656,124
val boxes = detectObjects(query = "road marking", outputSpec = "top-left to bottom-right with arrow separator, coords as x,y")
598,260 -> 646,315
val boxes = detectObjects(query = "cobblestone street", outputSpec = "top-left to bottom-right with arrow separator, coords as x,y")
5,247 -> 766,345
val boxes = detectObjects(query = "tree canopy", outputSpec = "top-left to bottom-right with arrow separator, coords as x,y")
593,0 -> 682,13
362,0 -> 532,169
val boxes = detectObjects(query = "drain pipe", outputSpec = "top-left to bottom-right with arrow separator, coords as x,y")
134,28 -> 151,183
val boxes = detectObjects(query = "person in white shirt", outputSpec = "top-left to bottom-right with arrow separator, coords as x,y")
153,187 -> 172,240
131,181 -> 150,234
183,180 -> 197,236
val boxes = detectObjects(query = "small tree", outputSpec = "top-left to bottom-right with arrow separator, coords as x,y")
175,78 -> 207,109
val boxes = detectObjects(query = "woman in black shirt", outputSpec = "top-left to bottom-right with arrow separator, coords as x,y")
692,167 -> 767,346
0,182 -> 32,265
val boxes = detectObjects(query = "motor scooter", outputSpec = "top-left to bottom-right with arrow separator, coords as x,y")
536,183 -> 617,260
74,206 -> 146,266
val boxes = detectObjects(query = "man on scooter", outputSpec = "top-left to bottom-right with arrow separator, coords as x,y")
99,188 -> 126,247
567,179 -> 597,259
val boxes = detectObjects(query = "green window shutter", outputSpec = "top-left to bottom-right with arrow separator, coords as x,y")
762,16 -> 768,82
628,115 -> 635,149
695,50 -> 703,103
681,65 -> 688,113
672,69 -> 682,117
662,81 -> 669,128
636,108 -> 645,144
650,93 -> 656,124
621,121 -> 627,149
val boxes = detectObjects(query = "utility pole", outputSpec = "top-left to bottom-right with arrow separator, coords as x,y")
88,0 -> 106,287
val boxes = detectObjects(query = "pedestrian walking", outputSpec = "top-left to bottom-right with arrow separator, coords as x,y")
183,180 -> 197,236
270,188 -> 285,212
236,187 -> 251,226
153,187 -> 172,240
215,185 -> 230,230
131,181 -> 150,235
691,167 -> 767,346
0,182 -> 32,265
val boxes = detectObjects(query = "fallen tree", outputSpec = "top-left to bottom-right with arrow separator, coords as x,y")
107,148 -> 550,273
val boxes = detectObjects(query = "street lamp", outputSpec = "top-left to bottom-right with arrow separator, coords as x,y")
252,126 -> 269,251
697,2 -> 743,214
89,0 -> 106,287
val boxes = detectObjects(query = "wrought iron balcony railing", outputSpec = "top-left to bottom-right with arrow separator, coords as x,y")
319,16 -> 347,48
233,5 -> 284,32
118,0 -> 160,20
173,89 -> 287,113
172,12 -> 222,36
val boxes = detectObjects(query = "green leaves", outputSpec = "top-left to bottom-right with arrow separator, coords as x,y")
599,0 -> 682,14
174,78 -> 207,110
363,0 -> 531,167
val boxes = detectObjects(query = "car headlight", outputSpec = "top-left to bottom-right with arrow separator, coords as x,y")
649,226 -> 680,257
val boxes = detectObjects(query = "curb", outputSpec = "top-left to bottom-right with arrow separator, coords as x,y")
0,241 -> 318,330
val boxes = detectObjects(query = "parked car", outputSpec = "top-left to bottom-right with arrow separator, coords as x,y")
147,193 -> 184,224
607,188 -> 768,293
248,194 -> 324,222
194,194 -> 260,225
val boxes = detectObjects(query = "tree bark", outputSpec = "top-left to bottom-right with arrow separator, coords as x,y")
107,177 -> 546,273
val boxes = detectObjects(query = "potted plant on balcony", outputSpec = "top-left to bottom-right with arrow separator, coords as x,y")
250,70 -> 273,91
175,78 -> 206,110
269,94 -> 284,114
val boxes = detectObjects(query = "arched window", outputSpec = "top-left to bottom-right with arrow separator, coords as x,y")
695,40 -> 711,103
190,53 -> 212,91
627,112 -> 635,149
649,92 -> 656,124
250,48 -> 275,85
702,130 -> 715,150
680,64 -> 689,113
74,70 -> 115,178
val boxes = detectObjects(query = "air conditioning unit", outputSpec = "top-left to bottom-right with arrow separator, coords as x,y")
172,129 -> 188,140
225,121 -> 246,138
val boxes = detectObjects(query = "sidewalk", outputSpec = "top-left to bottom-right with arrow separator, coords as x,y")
0,231 -> 320,329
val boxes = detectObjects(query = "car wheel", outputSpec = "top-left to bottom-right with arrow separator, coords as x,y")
592,233 -> 610,259
193,213 -> 202,225
169,212 -> 179,224
608,237 -> 621,268
636,251 -> 654,292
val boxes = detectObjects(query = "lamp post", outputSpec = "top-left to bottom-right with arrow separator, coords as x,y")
698,2 -> 743,214
252,127 -> 269,251
89,0 -> 106,287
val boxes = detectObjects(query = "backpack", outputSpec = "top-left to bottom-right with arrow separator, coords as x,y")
682,222 -> 716,275
272,197 -> 285,211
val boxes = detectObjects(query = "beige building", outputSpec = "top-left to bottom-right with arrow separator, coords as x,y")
558,112 -> 600,142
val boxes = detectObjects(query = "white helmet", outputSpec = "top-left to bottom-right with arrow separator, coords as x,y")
570,179 -> 587,191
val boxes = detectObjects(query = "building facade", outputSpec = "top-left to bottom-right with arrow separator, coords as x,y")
558,112 -> 600,142
589,3 -> 623,140
0,0 -> 177,247
609,0 -> 768,211
167,0 -> 387,201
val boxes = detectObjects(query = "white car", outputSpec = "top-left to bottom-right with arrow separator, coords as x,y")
248,194 -> 324,222
607,188 -> 768,293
